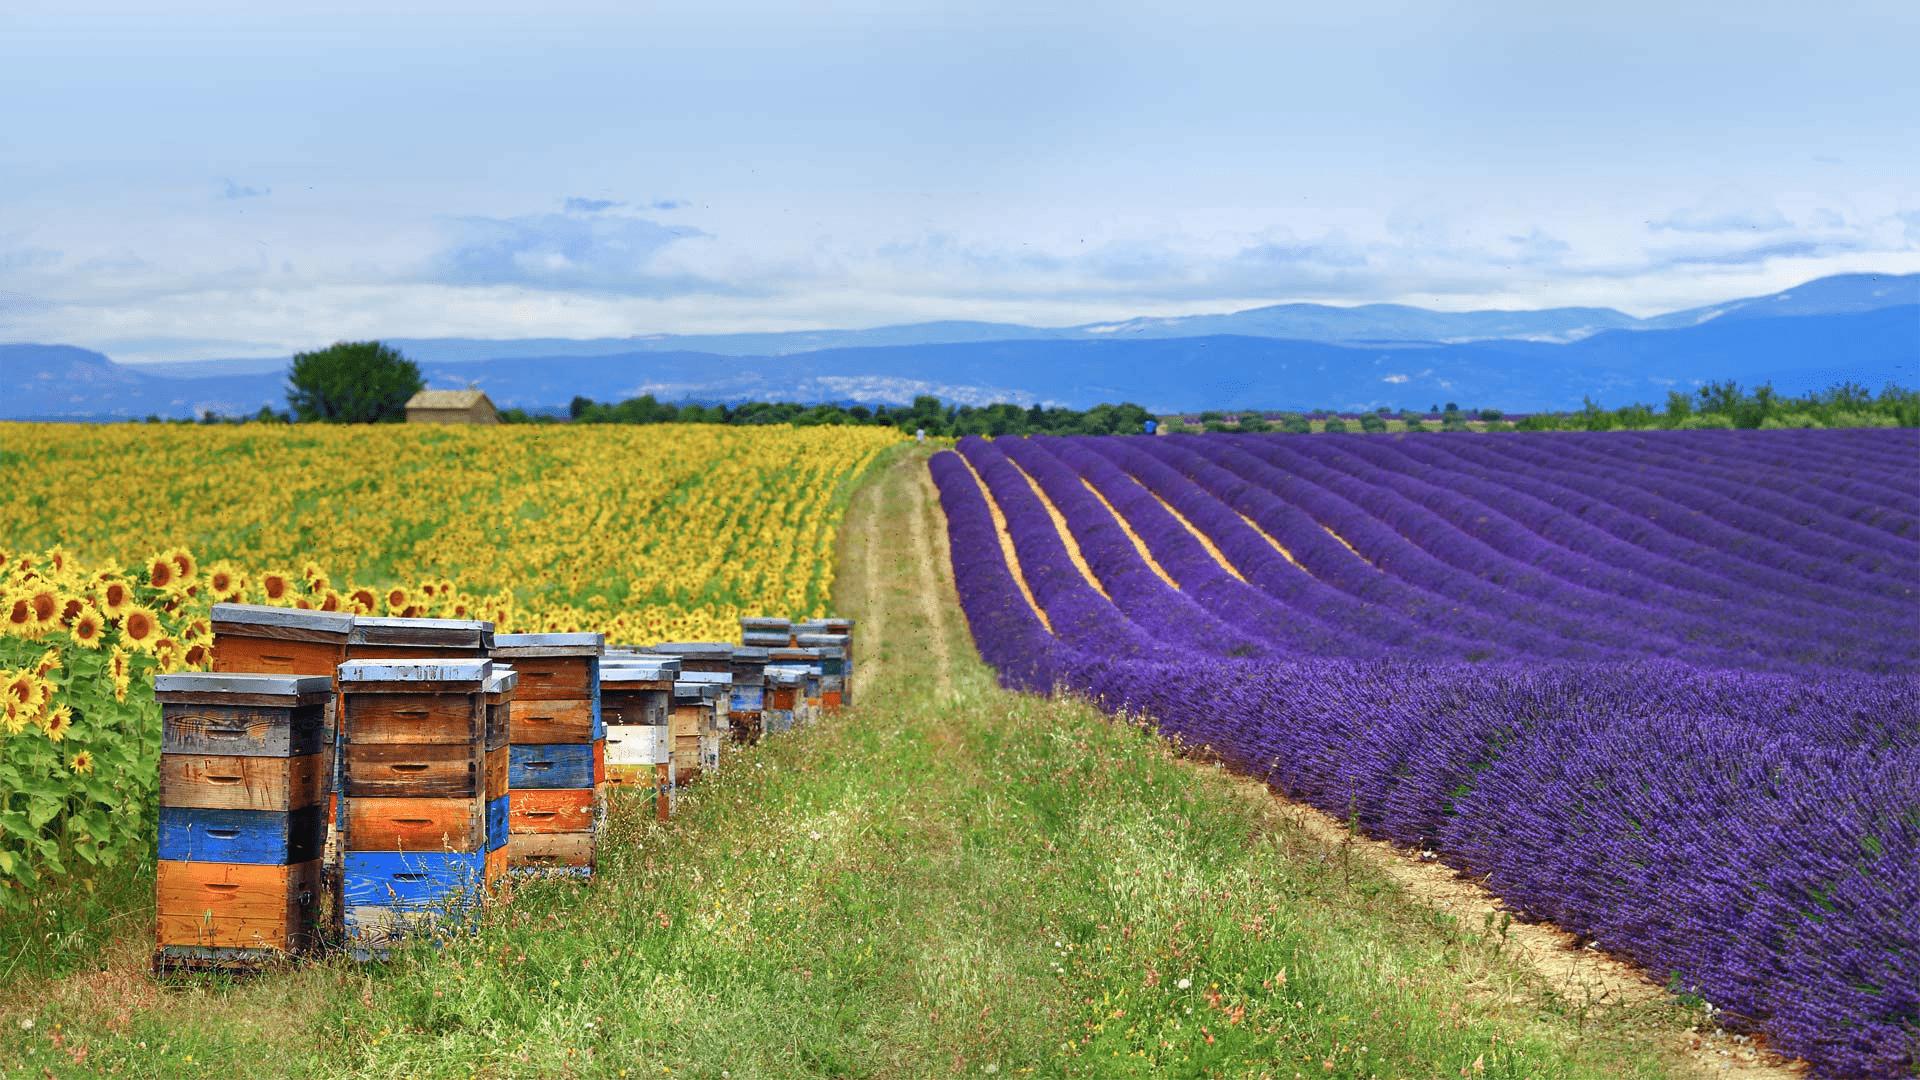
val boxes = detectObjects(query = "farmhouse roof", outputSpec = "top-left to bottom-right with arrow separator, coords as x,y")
406,389 -> 492,410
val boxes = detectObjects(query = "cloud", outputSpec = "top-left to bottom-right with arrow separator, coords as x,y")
1655,239 -> 1854,268
221,179 -> 271,200
1381,373 -> 1410,384
1650,207 -> 1791,233
430,209 -> 718,295
563,196 -> 622,214
650,199 -> 687,211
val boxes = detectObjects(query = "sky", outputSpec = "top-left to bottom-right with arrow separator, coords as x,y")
2,0 -> 1917,363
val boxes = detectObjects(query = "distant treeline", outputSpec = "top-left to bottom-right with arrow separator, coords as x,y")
513,394 -> 1159,436
1170,381 -> 1919,433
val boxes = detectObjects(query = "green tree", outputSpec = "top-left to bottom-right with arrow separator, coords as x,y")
286,341 -> 424,423
1323,416 -> 1350,433
1358,413 -> 1387,433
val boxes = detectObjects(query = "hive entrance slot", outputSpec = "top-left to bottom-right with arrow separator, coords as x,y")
207,828 -> 240,839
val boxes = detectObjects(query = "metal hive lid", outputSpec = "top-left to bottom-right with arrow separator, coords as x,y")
739,616 -> 791,631
338,659 -> 493,685
484,669 -> 519,694
645,641 -> 737,657
209,603 -> 354,637
492,631 -> 605,657
349,615 -> 494,648
153,672 -> 334,698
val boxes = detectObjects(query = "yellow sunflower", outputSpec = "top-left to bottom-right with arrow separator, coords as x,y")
28,586 -> 60,626
349,587 -> 378,614
168,548 -> 197,583
183,642 -> 210,669
121,607 -> 162,652
98,578 -> 133,615
33,649 -> 61,677
107,648 -> 131,683
261,571 -> 292,602
68,750 -> 94,774
153,637 -> 182,672
206,563 -> 243,600
146,553 -> 177,590
318,590 -> 343,612
4,594 -> 35,634
301,562 -> 328,593
45,545 -> 71,575
71,608 -> 106,649
43,704 -> 72,741
2,669 -> 43,713
1,699 -> 25,736
385,586 -> 409,612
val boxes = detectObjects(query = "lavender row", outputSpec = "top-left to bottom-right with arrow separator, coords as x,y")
927,427 -> 1920,1078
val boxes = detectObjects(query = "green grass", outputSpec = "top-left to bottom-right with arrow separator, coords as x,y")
0,448 -> 1694,1078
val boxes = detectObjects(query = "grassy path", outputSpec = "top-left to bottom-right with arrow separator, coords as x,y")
1,445 -> 1731,1077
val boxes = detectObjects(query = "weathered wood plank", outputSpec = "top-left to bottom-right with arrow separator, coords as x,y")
503,657 -> 593,700
161,703 -> 326,757
342,692 -> 482,745
508,698 -> 594,744
155,859 -> 319,951
508,788 -> 596,833
344,796 -> 486,853
342,850 -> 487,906
508,832 -> 593,869
157,806 -> 323,864
159,753 -> 324,811
212,635 -> 347,675
341,742 -> 481,797
507,743 -> 593,789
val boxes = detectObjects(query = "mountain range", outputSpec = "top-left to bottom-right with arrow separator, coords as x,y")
3,272 -> 1915,419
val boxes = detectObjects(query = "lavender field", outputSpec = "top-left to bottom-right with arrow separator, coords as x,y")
930,429 -> 1920,1078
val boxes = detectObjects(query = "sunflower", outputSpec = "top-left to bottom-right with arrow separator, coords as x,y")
385,586 -> 409,612
261,571 -> 292,602
317,590 -> 342,612
206,563 -> 243,600
43,704 -> 72,741
146,553 -> 176,590
33,649 -> 61,678
185,616 -> 211,641
5,595 -> 34,633
121,607 -> 161,652
301,562 -> 328,594
107,648 -> 131,683
58,595 -> 84,625
3,669 -> 44,712
68,750 -> 93,774
153,637 -> 182,672
1,699 -> 24,736
98,579 -> 133,615
350,587 -> 378,614
28,586 -> 60,626
71,608 -> 106,649
45,546 -> 71,575
112,674 -> 130,703
168,548 -> 196,583
183,642 -> 210,669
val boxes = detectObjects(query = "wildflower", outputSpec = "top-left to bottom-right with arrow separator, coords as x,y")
1176,978 -> 1192,990
121,607 -> 162,652
146,554 -> 176,590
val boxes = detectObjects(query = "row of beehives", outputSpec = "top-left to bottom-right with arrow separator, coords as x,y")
152,605 -> 853,971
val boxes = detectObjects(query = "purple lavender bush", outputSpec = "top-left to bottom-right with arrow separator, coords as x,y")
930,428 -> 1920,1078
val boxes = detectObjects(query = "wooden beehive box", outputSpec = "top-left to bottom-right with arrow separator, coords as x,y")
602,657 -> 679,823
762,666 -> 805,736
347,616 -> 494,661
676,670 -> 731,774
770,646 -> 823,724
492,633 -> 605,875
669,681 -> 719,783
336,659 -> 493,960
795,633 -> 850,712
153,672 -> 335,973
644,641 -> 734,674
727,646 -> 770,744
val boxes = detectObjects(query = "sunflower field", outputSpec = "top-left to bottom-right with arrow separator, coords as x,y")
0,421 -> 899,906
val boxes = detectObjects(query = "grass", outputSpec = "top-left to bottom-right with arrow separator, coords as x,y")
0,446 -> 1697,1077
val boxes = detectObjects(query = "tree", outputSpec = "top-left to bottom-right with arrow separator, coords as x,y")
286,341 -> 424,423
1323,416 -> 1349,433
1238,412 -> 1271,433
1358,413 -> 1387,433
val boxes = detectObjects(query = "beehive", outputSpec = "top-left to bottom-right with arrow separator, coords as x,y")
762,666 -> 805,735
153,672 -> 334,972
669,681 -> 720,783
676,670 -> 732,774
336,659 -> 494,960
645,641 -> 734,673
769,646 -> 823,724
727,646 -> 770,744
740,616 -> 791,650
492,632 -> 606,875
795,633 -> 850,712
797,617 -> 857,705
601,657 -> 678,822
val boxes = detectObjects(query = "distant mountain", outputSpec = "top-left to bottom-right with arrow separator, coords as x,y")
1,344 -> 285,419
5,273 -> 1914,419
1648,272 -> 1920,329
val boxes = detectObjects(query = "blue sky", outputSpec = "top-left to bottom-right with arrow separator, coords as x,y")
2,0 -> 1916,362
